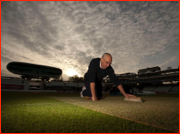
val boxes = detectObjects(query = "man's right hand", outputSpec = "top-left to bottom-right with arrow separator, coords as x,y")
90,83 -> 98,101
92,96 -> 98,101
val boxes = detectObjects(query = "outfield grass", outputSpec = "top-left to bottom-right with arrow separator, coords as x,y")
1,91 -> 178,133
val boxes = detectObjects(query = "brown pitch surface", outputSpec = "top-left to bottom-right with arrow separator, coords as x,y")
49,94 -> 179,132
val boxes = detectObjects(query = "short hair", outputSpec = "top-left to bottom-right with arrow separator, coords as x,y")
102,53 -> 112,59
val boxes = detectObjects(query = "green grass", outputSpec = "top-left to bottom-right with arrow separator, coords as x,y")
1,91 -> 178,133
51,92 -> 179,132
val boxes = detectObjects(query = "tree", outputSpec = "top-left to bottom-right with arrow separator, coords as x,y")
50,75 -> 64,81
68,75 -> 84,82
59,75 -> 64,81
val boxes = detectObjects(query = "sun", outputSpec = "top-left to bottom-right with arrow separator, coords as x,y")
66,69 -> 80,77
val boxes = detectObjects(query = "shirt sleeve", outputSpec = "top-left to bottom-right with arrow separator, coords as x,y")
108,67 -> 121,87
88,59 -> 97,83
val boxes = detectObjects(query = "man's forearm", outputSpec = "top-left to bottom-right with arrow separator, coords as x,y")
117,84 -> 126,96
90,82 -> 96,97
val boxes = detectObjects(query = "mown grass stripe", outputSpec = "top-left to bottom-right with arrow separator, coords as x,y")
1,91 -> 177,133
2,102 -> 62,106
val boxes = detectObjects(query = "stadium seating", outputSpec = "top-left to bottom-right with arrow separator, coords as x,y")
143,86 -> 156,91
44,81 -> 65,87
65,82 -> 78,88
2,79 -> 23,85
168,85 -> 179,93
77,83 -> 84,88
153,85 -> 173,93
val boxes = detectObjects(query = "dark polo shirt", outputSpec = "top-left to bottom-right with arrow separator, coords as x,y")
84,58 -> 121,86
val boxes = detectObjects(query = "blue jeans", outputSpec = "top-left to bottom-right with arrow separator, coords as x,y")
82,81 -> 102,97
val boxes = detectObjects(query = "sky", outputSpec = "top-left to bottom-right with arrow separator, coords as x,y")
1,1 -> 179,80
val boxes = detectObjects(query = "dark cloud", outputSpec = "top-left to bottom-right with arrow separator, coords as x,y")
1,1 -> 58,58
55,45 -> 64,51
1,47 -> 32,63
1,1 -> 179,79
1,56 -> 13,63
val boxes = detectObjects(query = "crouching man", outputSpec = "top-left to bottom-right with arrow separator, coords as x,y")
80,53 -> 135,101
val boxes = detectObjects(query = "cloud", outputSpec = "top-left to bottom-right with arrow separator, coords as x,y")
1,1 -> 179,79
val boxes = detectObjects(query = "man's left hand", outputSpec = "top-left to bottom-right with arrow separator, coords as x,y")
124,93 -> 136,99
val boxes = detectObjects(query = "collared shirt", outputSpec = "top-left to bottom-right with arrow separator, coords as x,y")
100,60 -> 102,69
84,58 -> 121,86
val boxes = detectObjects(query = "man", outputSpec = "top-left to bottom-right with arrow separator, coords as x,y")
81,53 -> 135,101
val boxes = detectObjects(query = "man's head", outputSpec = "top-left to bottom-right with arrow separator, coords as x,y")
100,53 -> 112,69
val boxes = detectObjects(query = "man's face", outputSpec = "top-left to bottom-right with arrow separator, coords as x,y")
101,56 -> 112,69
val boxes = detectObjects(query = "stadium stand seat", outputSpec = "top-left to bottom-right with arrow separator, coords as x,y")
143,86 -> 156,91
44,81 -> 65,87
168,85 -> 179,93
77,83 -> 84,88
153,85 -> 173,93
